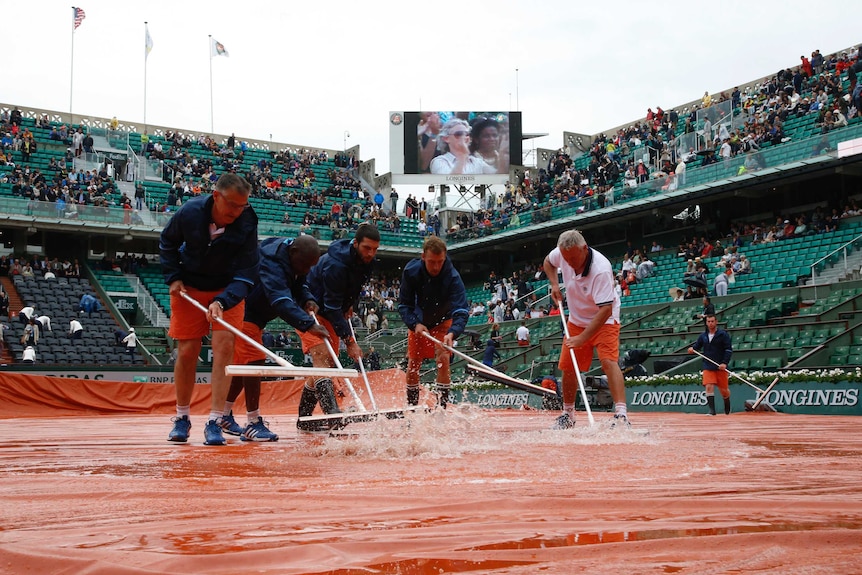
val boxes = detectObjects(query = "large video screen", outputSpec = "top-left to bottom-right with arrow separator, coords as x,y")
389,111 -> 522,185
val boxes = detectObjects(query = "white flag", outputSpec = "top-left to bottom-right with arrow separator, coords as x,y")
210,37 -> 229,58
145,24 -> 153,59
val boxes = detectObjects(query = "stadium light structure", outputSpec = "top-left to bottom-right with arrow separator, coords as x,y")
343,131 -> 350,152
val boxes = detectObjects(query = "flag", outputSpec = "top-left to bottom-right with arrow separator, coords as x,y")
145,24 -> 153,59
210,37 -> 229,58
73,7 -> 86,30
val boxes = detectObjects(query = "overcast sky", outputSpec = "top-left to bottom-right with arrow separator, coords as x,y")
2,0 -> 859,180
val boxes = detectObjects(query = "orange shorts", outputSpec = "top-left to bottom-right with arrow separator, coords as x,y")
233,322 -> 266,365
407,320 -> 453,360
703,369 -> 730,396
298,314 -> 340,354
168,287 -> 245,340
558,322 -> 620,372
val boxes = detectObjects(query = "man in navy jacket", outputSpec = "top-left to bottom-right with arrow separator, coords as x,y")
398,236 -> 469,407
689,314 -> 733,415
160,173 -> 259,445
299,223 -> 380,430
220,235 -> 330,441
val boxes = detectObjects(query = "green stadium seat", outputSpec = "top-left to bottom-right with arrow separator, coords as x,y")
848,355 -> 862,365
732,358 -> 749,370
764,357 -> 782,371
749,358 -> 766,370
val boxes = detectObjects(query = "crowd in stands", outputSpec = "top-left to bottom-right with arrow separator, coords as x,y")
433,44 -> 862,245
147,132 -> 393,242
0,107 -> 122,216
0,255 -> 82,279
94,253 -> 154,275
663,202 -> 860,300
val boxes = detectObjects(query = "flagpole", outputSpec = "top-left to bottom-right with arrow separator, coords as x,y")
208,34 -> 214,134
70,6 -> 76,125
144,22 -> 148,129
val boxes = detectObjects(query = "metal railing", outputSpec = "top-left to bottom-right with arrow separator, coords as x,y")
128,275 -> 170,328
810,232 -> 862,300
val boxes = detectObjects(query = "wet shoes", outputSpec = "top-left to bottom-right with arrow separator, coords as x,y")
610,413 -> 631,428
552,413 -> 576,430
203,419 -> 226,446
167,415 -> 191,442
219,411 -> 243,436
241,417 -> 279,442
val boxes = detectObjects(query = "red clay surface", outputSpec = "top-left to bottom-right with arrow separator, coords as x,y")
1,374 -> 862,574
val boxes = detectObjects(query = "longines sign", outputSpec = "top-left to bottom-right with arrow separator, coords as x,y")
628,382 -> 860,415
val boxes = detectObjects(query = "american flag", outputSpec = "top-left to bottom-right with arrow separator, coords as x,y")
73,7 -> 86,30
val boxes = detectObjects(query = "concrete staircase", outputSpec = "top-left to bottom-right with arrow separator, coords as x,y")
1,277 -> 23,364
809,247 -> 862,286
125,274 -> 169,328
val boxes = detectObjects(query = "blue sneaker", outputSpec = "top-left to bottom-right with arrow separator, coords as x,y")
167,416 -> 191,442
241,417 -> 279,442
219,411 -> 243,436
203,419 -> 226,446
552,413 -> 575,430
610,413 -> 631,428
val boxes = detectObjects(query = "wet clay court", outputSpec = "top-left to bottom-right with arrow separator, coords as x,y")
1,373 -> 861,574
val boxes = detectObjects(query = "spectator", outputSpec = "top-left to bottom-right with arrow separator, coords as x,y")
0,288 -> 8,318
20,318 -> 39,347
516,320 -> 530,346
35,314 -> 52,333
697,296 -> 715,325
481,339 -> 501,367
429,118 -> 496,175
738,255 -> 751,274
636,257 -> 656,280
122,328 -> 138,360
276,330 -> 290,348
22,345 -> 36,364
14,302 -> 36,325
261,330 -> 275,349
79,293 -> 101,316
365,308 -> 379,331
365,347 -> 381,371
69,318 -> 84,340
714,266 -> 731,297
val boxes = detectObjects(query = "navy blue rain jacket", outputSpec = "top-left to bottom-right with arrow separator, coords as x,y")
159,194 -> 259,310
398,256 -> 469,338
305,239 -> 374,340
692,328 -> 733,371
244,237 -> 316,331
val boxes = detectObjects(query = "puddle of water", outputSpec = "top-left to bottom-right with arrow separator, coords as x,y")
463,521 -> 862,551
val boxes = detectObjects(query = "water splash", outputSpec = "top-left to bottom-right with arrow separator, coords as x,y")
313,405 -> 656,460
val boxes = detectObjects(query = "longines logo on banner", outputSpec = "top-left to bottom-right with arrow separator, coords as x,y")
767,388 -> 858,406
473,393 -> 529,407
631,390 -> 707,406
445,175 -> 476,182
631,387 -> 859,407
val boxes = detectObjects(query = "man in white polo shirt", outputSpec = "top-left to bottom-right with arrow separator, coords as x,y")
543,229 -> 629,429
516,320 -> 530,346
